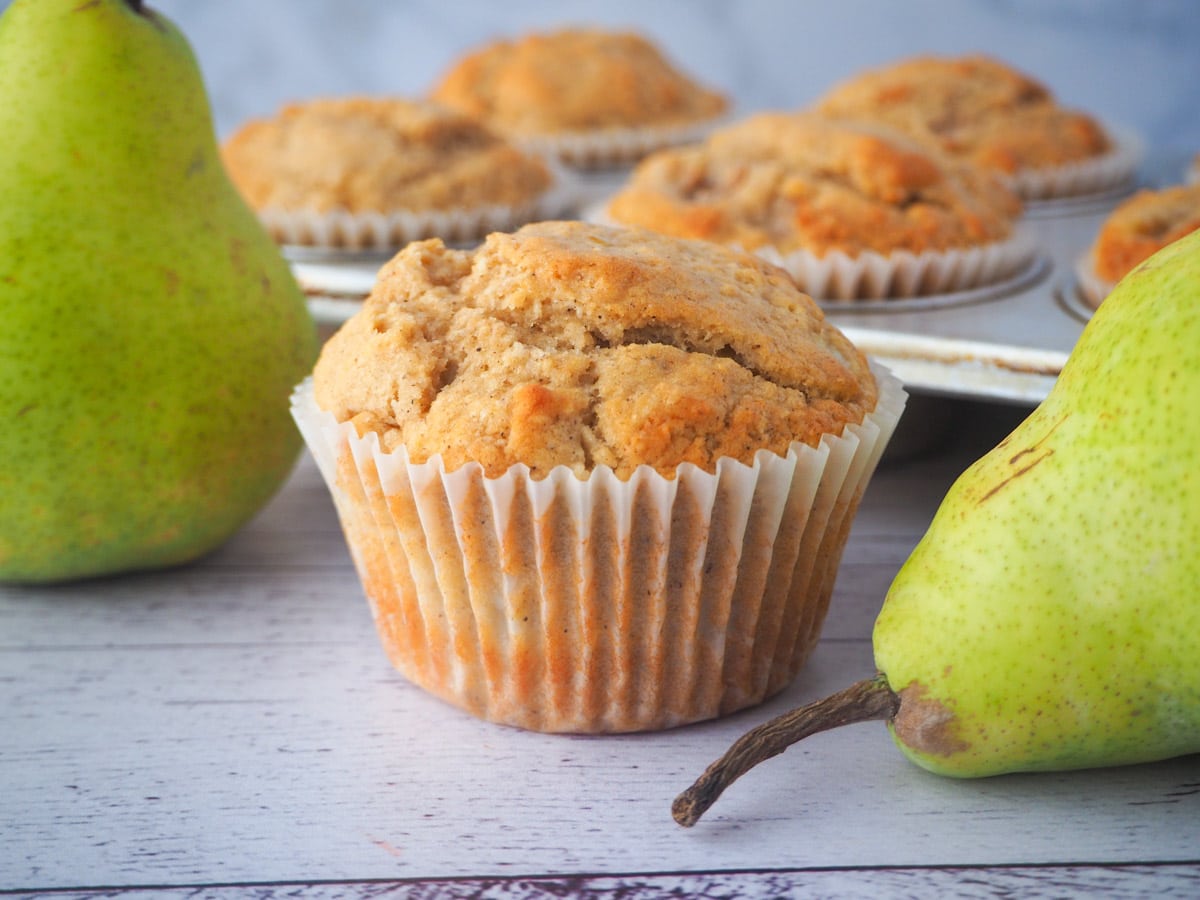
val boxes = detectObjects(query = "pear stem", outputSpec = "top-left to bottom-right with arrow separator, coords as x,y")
672,674 -> 900,827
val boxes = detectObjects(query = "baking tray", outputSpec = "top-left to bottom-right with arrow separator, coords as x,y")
292,151 -> 1189,408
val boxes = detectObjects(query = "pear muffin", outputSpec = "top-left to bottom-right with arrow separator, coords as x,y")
604,111 -> 1030,299
1077,182 -> 1200,308
814,54 -> 1135,199
292,220 -> 906,733
221,96 -> 560,250
429,28 -> 729,167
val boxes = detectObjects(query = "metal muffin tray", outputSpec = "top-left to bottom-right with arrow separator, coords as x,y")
292,153 -> 1186,409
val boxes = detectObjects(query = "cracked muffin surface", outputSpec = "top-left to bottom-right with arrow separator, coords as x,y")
221,96 -> 552,214
313,220 -> 877,479
429,28 -> 727,136
814,54 -> 1111,175
605,111 -> 1021,257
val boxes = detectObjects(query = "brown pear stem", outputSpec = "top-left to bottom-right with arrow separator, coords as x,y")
672,674 -> 900,827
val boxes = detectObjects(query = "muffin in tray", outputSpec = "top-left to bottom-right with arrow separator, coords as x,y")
602,111 -> 1032,300
292,220 -> 906,733
814,54 -> 1139,200
428,27 -> 729,168
220,96 -> 567,252
1077,182 -> 1200,308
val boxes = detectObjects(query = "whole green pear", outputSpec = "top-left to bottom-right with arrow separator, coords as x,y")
875,228 -> 1200,776
674,229 -> 1200,825
0,0 -> 317,582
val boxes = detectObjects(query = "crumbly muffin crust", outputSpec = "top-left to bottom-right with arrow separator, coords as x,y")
429,28 -> 728,135
221,96 -> 552,214
605,112 -> 1022,257
815,54 -> 1111,175
313,221 -> 877,479
1091,183 -> 1200,283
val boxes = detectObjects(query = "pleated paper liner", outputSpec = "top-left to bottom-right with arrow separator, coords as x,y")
291,365 -> 907,734
515,114 -> 728,170
752,228 -> 1038,302
1009,124 -> 1143,203
588,201 -> 1038,302
1073,250 -> 1114,312
263,161 -> 581,254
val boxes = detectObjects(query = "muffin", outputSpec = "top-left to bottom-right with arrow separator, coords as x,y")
603,111 -> 1032,300
221,96 -> 566,251
1077,182 -> 1200,308
815,54 -> 1138,200
292,221 -> 906,733
429,28 -> 729,168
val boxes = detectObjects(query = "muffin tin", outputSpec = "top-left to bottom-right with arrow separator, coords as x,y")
293,148 -> 1189,408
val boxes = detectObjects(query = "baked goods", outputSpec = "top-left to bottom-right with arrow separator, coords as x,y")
815,54 -> 1136,199
221,96 -> 561,249
1077,182 -> 1200,307
429,28 -> 729,167
292,220 -> 906,732
603,111 -> 1031,299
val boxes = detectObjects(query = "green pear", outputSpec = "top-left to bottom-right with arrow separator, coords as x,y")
0,0 -> 317,583
674,229 -> 1200,826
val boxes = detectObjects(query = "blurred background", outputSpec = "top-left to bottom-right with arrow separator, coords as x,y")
146,0 -> 1200,178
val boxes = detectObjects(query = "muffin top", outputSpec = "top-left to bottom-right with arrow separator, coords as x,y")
605,111 -> 1022,256
313,221 -> 877,480
428,28 -> 728,136
814,54 -> 1111,175
1090,182 -> 1200,284
221,96 -> 553,214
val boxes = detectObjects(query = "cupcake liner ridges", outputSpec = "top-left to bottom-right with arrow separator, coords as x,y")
590,203 -> 1038,302
261,161 -> 580,252
516,114 -> 728,170
752,228 -> 1038,302
292,365 -> 906,733
1010,124 -> 1143,202
1074,251 -> 1112,311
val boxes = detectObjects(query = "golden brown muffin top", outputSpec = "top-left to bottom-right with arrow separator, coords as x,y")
1090,182 -> 1200,283
221,96 -> 552,214
814,54 -> 1111,174
428,28 -> 728,135
313,221 -> 877,480
605,112 -> 1022,256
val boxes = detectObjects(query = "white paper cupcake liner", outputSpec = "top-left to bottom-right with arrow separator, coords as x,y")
750,228 -> 1038,302
291,364 -> 906,734
516,114 -> 728,170
260,160 -> 580,252
1074,250 -> 1113,311
590,203 -> 1037,301
1008,124 -> 1143,202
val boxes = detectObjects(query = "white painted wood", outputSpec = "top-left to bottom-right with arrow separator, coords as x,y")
2,400 -> 1198,895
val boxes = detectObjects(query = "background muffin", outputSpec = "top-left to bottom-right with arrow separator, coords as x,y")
429,27 -> 729,168
603,111 -> 1031,299
222,96 -> 562,250
293,220 -> 906,733
1077,182 -> 1200,308
814,54 -> 1137,199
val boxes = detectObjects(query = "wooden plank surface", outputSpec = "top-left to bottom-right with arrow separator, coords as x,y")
3,399 -> 1198,895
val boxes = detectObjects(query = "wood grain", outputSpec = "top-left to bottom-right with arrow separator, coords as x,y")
3,399 -> 1198,895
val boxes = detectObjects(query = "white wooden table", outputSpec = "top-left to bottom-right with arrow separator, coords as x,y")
3,398 -> 1198,898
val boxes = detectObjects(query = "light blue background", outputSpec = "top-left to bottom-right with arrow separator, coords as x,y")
143,0 -> 1200,176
